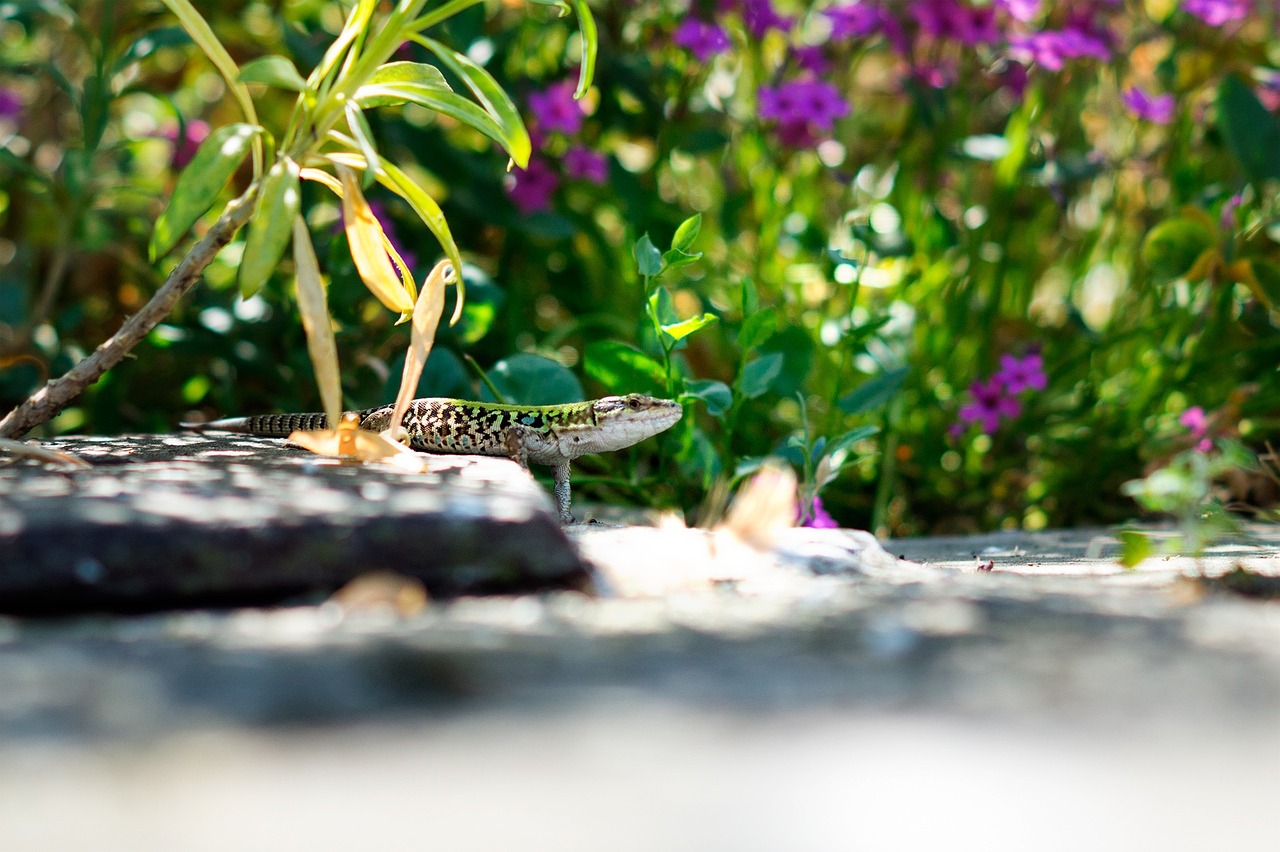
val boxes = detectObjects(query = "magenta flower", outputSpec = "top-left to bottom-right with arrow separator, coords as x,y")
1179,406 -> 1213,452
800,496 -> 840,528
1220,192 -> 1244,231
995,353 -> 1047,394
823,2 -> 884,39
564,146 -> 609,184
1009,28 -> 1110,71
794,46 -> 832,75
507,157 -> 560,214
0,87 -> 22,121
528,80 -> 584,136
958,376 -> 1023,434
160,119 -> 211,170
673,19 -> 732,61
918,0 -> 999,46
1122,87 -> 1175,124
1183,0 -> 1250,26
759,78 -> 849,129
996,0 -> 1041,22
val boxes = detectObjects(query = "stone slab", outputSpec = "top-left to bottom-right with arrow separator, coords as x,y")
0,434 -> 589,613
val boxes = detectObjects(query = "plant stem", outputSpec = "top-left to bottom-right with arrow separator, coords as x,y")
0,189 -> 257,439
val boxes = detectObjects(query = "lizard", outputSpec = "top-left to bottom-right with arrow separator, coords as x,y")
183,394 -> 683,524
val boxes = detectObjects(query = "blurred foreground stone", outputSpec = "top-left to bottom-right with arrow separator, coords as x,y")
0,434 -> 589,612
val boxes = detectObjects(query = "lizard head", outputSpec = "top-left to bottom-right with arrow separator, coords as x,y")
587,394 -> 683,452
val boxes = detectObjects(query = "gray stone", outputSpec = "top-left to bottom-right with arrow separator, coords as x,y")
0,434 -> 589,613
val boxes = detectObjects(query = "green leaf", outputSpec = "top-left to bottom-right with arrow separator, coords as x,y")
383,348 -> 472,401
661,248 -> 702,273
737,308 -> 777,352
662,312 -> 718,343
238,55 -> 309,92
150,122 -> 260,260
737,352 -> 784,399
239,156 -> 300,298
366,61 -> 453,91
647,287 -> 677,326
1217,75 -> 1280,184
1118,530 -> 1154,569
345,101 -> 381,188
355,83 -> 523,162
483,353 -> 583,405
569,0 -> 597,99
671,213 -> 702,254
683,379 -> 733,416
114,27 -> 190,73
837,366 -> 909,415
824,424 -> 879,462
1141,217 -> 1217,282
584,340 -> 667,396
634,233 -> 663,277
419,37 -> 531,169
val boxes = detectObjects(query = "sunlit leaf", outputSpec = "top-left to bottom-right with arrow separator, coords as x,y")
354,83 -> 521,161
662,312 -> 718,343
388,260 -> 450,438
584,340 -> 666,396
337,164 -> 415,314
239,156 -> 300,298
291,214 -> 342,427
150,122 -> 260,260
671,213 -> 701,254
238,55 -> 309,92
307,0 -> 377,89
418,37 -> 531,168
1118,529 -> 1154,569
366,60 -> 452,90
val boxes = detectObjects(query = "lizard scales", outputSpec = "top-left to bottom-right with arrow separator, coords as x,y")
186,394 -> 683,523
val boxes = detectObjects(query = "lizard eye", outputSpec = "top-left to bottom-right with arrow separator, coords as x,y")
627,398 -> 640,409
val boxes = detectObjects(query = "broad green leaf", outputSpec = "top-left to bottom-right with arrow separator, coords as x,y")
671,213 -> 701,254
737,308 -> 777,351
291,214 -> 341,428
338,164 -> 415,314
1118,530 -> 1154,569
150,122 -> 260,260
737,352 -> 784,399
484,353 -> 584,404
634,233 -> 663,277
239,156 -> 301,298
1141,217 -> 1217,281
662,312 -> 718,343
584,340 -> 667,396
1217,75 -> 1280,184
683,379 -> 733,416
238,55 -> 309,92
647,287 -> 677,326
366,61 -> 452,91
569,0 -> 597,99
837,366 -> 908,415
419,37 -> 531,168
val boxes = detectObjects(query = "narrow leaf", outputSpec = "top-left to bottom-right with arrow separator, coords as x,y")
291,214 -> 342,428
569,0 -> 597,99
419,36 -> 531,168
389,259 -> 449,438
366,61 -> 452,90
337,164 -> 415,314
307,0 -> 376,89
239,157 -> 301,298
151,122 -> 259,259
345,101 -> 382,186
238,55 -> 309,92
354,84 -> 519,160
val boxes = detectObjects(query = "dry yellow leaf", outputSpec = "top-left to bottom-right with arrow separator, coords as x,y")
386,259 -> 450,437
337,165 -> 415,314
288,413 -> 428,473
292,213 -> 343,428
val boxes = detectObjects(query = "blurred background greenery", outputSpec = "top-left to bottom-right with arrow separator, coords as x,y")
1,0 -> 1278,534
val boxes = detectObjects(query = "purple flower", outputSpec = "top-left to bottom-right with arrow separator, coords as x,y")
0,87 -> 22,121
793,46 -> 832,75
1183,0 -> 1250,26
800,496 -> 840,528
507,157 -> 560,214
160,119 -> 211,170
958,376 -> 1023,434
1179,406 -> 1213,452
1122,86 -> 1175,124
918,0 -> 1000,46
719,0 -> 793,39
995,352 -> 1047,394
528,80 -> 584,136
673,19 -> 732,61
758,78 -> 849,131
823,2 -> 884,39
564,146 -> 609,184
1220,192 -> 1244,231
1009,27 -> 1111,71
995,0 -> 1041,22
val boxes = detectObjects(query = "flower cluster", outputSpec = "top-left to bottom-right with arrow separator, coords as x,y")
757,78 -> 849,147
953,352 -> 1047,436
509,80 -> 610,214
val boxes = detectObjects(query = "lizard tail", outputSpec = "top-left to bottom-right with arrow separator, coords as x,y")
181,412 -> 332,436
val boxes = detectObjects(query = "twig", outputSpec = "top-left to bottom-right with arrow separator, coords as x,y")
0,189 -> 257,439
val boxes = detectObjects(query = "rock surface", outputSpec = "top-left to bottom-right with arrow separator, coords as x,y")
0,434 -> 588,612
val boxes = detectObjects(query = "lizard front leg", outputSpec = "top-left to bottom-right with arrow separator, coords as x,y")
502,427 -> 575,524
551,459 -> 573,524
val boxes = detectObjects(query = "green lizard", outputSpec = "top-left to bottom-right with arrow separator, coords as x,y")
184,394 -> 683,523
